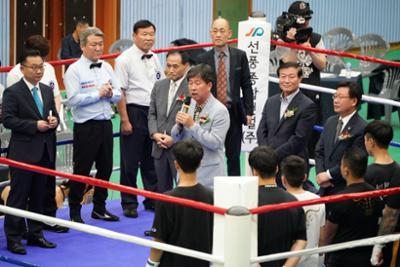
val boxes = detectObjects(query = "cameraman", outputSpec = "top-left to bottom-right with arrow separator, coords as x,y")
279,1 -> 326,90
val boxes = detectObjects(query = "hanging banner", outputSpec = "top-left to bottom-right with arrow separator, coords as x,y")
238,17 -> 271,152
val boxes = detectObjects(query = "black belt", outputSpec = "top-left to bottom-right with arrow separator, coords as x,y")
126,103 -> 149,110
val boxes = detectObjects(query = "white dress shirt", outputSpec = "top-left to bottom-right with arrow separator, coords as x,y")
114,44 -> 164,106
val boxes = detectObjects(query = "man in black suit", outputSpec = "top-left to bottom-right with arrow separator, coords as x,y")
197,17 -> 253,176
257,61 -> 317,188
2,49 -> 59,254
315,81 -> 367,196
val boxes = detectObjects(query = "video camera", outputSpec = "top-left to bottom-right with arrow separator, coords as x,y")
273,11 -> 313,44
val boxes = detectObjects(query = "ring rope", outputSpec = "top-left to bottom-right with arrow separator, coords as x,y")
0,38 -> 399,73
0,204 -> 223,265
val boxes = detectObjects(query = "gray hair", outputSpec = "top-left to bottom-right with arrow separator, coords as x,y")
80,27 -> 104,46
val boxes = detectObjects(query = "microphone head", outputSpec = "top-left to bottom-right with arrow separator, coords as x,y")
184,96 -> 191,105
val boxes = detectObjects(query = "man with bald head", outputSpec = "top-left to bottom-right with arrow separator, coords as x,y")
198,17 -> 253,177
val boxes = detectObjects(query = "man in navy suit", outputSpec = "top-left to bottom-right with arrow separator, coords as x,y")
257,61 -> 317,187
2,49 -> 59,254
315,81 -> 367,196
197,17 -> 253,176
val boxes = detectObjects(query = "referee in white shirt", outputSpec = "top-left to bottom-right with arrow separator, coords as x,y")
64,27 -> 122,223
115,20 -> 164,218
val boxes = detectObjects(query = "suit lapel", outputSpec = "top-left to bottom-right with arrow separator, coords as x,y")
167,79 -> 187,118
330,114 -> 358,154
274,92 -> 302,134
39,83 -> 49,118
228,47 -> 236,89
160,79 -> 171,117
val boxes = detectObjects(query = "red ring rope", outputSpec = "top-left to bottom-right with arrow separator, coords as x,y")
1,38 -> 399,73
0,157 -> 227,215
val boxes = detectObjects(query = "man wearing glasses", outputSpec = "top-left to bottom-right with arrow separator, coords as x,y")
315,81 -> 367,196
3,49 -> 59,254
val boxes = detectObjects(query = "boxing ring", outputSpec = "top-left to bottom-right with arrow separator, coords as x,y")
0,23 -> 400,266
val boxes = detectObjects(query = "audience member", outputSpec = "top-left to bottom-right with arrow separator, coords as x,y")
171,64 -> 229,188
3,49 -> 59,254
148,51 -> 190,193
197,17 -> 253,176
315,81 -> 367,196
364,120 -> 399,190
60,19 -> 89,60
321,147 -> 383,267
249,146 -> 307,267
282,155 -> 325,267
147,139 -> 213,267
7,35 -> 61,112
257,61 -> 317,189
64,27 -> 121,223
115,20 -> 163,218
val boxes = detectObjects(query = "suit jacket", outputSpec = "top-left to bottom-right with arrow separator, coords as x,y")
197,47 -> 253,124
256,91 -> 318,162
171,95 -> 230,187
148,78 -> 189,159
2,79 -> 59,164
315,113 -> 367,193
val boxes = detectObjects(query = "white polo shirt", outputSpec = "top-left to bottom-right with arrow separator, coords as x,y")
114,44 -> 164,106
6,62 -> 60,96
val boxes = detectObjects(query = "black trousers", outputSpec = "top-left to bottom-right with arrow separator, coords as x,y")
69,120 -> 113,216
225,107 -> 243,176
4,149 -> 51,243
120,104 -> 157,210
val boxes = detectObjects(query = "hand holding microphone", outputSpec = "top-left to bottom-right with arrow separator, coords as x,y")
176,96 -> 194,129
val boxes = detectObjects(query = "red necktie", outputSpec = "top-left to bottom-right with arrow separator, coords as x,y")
217,52 -> 228,105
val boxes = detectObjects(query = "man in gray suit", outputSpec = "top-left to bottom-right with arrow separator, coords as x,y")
148,51 -> 190,193
171,64 -> 230,188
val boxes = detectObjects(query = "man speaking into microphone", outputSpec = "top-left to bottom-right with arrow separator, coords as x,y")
171,64 -> 230,188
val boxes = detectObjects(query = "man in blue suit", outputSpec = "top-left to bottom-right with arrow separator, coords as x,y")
315,81 -> 367,196
257,61 -> 317,188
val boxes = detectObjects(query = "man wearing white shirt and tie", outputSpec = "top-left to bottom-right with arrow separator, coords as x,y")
115,20 -> 164,218
148,51 -> 190,193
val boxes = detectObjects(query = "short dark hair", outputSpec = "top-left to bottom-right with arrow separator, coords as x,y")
19,49 -> 42,64
277,61 -> 303,77
133,20 -> 156,34
172,139 -> 203,173
248,146 -> 278,178
75,19 -> 89,29
364,120 -> 393,149
187,64 -> 216,85
342,147 -> 368,178
166,50 -> 190,65
25,35 -> 49,58
336,81 -> 363,107
170,38 -> 206,66
281,155 -> 307,187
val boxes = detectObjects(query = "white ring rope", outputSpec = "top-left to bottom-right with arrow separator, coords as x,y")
269,76 -> 400,108
251,233 -> 400,264
0,205 -> 223,265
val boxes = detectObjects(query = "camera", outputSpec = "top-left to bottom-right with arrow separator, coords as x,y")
274,11 -> 313,44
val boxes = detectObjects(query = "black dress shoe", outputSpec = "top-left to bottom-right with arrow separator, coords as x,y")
27,237 -> 56,248
7,241 -> 27,255
44,224 -> 69,233
91,210 -> 120,221
123,208 -> 138,218
70,215 -> 85,224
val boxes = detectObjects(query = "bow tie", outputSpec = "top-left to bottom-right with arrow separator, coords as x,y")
89,62 -> 102,69
141,54 -> 153,60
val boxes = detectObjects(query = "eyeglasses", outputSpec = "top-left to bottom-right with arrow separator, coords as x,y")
332,95 -> 351,100
22,64 -> 44,72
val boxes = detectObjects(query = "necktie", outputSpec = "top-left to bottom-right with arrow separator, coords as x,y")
167,82 -> 177,114
334,118 -> 343,141
32,87 -> 43,117
216,52 -> 228,105
141,54 -> 153,60
89,62 -> 102,69
193,104 -> 202,122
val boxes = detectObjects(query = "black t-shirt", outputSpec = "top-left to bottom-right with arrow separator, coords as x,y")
327,182 -> 383,266
258,186 -> 307,267
151,184 -> 213,267
386,168 -> 400,209
365,161 -> 400,191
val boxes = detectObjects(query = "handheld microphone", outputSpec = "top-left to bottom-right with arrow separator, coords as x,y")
181,96 -> 191,113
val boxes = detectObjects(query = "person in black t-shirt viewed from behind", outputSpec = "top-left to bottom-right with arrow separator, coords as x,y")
321,147 -> 383,267
248,146 -> 307,267
147,139 -> 213,267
